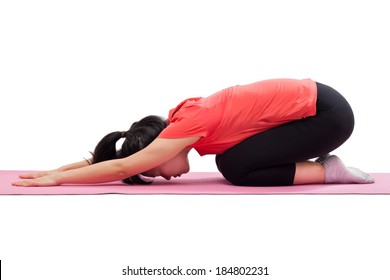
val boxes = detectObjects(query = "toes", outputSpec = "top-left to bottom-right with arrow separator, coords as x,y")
348,167 -> 375,184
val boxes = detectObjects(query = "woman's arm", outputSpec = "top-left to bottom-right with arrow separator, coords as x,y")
13,137 -> 200,187
18,158 -> 92,179
58,158 -> 92,171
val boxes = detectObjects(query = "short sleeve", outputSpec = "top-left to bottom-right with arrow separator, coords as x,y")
158,99 -> 213,139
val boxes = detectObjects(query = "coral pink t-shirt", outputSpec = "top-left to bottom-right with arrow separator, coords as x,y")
158,78 -> 317,155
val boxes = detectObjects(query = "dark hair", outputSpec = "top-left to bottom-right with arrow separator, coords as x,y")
91,115 -> 168,184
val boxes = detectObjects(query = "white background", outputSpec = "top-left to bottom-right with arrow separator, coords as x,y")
0,0 -> 389,279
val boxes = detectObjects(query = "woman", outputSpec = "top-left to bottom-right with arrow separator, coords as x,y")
13,78 -> 374,187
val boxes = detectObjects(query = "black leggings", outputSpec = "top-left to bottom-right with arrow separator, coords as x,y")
215,82 -> 355,186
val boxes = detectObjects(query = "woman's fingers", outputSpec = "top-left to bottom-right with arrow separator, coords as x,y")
19,171 -> 49,179
18,173 -> 39,179
12,175 -> 59,187
12,180 -> 38,187
13,180 -> 30,187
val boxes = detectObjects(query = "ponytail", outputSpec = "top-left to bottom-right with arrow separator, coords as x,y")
91,131 -> 123,164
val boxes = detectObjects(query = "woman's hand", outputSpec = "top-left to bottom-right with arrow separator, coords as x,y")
12,174 -> 60,187
18,169 -> 59,179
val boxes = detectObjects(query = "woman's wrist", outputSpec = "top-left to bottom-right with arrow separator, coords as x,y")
53,171 -> 65,185
57,159 -> 91,172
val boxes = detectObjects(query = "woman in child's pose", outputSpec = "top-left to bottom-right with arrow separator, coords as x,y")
13,78 -> 374,187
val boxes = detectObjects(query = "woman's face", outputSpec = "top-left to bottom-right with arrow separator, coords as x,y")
142,150 -> 190,180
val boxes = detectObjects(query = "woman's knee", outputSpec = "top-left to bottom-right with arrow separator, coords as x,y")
215,154 -> 245,185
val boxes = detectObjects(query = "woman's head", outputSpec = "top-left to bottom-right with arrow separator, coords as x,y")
141,148 -> 191,180
91,115 -> 168,184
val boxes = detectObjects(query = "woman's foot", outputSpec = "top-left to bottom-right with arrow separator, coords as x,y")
316,154 -> 375,184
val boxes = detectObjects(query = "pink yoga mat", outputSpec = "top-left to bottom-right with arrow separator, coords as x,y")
1,170 -> 389,195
